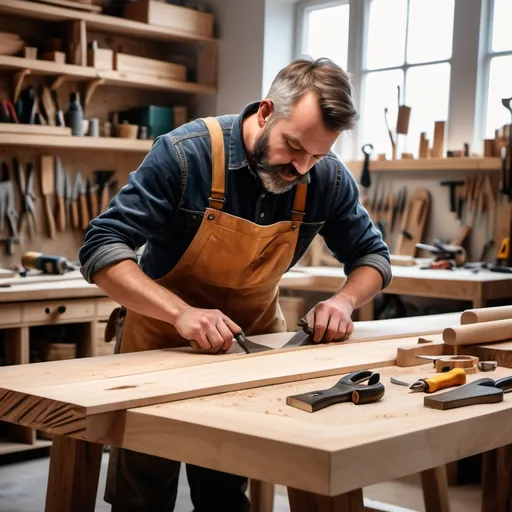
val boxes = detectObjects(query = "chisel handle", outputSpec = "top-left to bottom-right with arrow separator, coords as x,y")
79,193 -> 89,230
55,196 -> 66,231
44,195 -> 56,239
424,368 -> 466,393
71,199 -> 79,230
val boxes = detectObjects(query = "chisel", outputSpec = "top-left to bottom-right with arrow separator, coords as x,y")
409,368 -> 467,393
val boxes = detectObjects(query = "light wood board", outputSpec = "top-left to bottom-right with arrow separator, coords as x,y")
89,364 -> 512,497
0,333 -> 447,438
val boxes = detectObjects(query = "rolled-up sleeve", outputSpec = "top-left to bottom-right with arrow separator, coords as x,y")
319,162 -> 392,289
78,135 -> 182,283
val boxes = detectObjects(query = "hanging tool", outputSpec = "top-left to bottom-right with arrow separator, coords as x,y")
54,157 -> 67,232
384,107 -> 396,159
440,180 -> 465,214
360,143 -> 373,189
286,370 -> 385,413
13,157 -> 37,240
424,376 -> 512,410
409,368 -> 467,393
0,162 -> 22,254
417,240 -> 467,269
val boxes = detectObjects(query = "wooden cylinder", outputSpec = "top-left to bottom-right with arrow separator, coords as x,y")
443,318 -> 512,345
461,306 -> 512,325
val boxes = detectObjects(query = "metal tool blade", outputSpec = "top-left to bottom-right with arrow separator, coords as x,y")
390,376 -> 410,387
73,172 -> 84,200
54,156 -> 65,198
409,380 -> 427,392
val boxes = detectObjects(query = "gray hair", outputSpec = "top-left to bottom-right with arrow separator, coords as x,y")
265,57 -> 359,132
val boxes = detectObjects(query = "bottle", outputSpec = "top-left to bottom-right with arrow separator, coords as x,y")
66,92 -> 84,136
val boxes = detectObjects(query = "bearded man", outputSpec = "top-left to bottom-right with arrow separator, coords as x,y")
79,56 -> 391,512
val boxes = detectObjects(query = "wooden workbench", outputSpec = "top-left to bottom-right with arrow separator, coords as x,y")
0,311 -> 510,511
280,265 -> 512,320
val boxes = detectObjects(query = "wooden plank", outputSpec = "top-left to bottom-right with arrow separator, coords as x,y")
0,55 -> 96,78
0,334 -> 433,437
0,0 -> 219,44
0,123 -> 71,136
0,439 -> 52,455
88,365 -> 512,497
344,157 -> 501,173
466,340 -> 512,368
0,134 -> 152,152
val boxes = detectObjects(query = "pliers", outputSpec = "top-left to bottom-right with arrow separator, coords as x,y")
286,370 -> 386,413
13,157 -> 37,239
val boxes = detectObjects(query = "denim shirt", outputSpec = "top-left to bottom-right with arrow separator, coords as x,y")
79,102 -> 392,288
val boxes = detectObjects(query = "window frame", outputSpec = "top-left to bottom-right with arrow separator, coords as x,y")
294,0 -> 497,160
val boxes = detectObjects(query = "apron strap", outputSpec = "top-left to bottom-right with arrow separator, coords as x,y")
291,183 -> 307,222
202,116 -> 226,210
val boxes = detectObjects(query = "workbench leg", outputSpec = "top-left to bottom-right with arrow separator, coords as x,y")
420,466 -> 450,512
45,435 -> 103,512
250,479 -> 274,512
481,445 -> 512,512
472,298 -> 486,309
358,300 -> 375,321
287,487 -> 364,511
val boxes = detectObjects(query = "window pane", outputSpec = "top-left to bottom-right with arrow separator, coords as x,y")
492,0 -> 512,52
406,0 -> 455,64
360,69 -> 404,158
305,4 -> 350,70
366,0 -> 407,70
404,63 -> 451,156
485,56 -> 512,139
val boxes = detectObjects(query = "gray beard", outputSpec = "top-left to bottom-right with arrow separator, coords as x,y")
257,168 -> 310,194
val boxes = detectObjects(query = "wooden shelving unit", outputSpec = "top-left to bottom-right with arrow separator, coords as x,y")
0,133 -> 153,152
345,157 -> 502,173
0,0 -> 220,458
0,55 -> 216,96
0,0 -> 219,44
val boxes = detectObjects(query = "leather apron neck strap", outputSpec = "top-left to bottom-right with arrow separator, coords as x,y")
201,116 -> 308,221
202,116 -> 226,210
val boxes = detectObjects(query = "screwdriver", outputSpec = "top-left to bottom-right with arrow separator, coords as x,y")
409,368 -> 467,393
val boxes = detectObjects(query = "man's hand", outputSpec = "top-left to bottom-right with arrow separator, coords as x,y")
304,295 -> 355,343
174,307 -> 241,353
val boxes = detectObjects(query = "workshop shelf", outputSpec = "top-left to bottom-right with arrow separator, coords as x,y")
0,0 -> 219,45
0,56 -> 216,96
345,157 -> 502,173
0,133 -> 153,152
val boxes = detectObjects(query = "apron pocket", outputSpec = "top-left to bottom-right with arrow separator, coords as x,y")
246,241 -> 292,287
192,233 -> 250,288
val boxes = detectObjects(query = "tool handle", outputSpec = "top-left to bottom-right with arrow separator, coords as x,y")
425,368 -> 466,393
79,194 -> 89,230
71,199 -> 79,230
44,195 -> 56,239
89,190 -> 98,220
55,196 -> 66,232
287,387 -> 353,413
351,382 -> 386,404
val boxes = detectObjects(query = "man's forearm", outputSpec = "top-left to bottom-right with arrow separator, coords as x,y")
92,260 -> 190,324
333,265 -> 384,309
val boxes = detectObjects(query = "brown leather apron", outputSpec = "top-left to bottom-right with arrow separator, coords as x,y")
115,116 -> 308,354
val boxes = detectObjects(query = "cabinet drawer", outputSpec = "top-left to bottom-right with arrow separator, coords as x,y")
24,300 -> 96,324
0,304 -> 22,326
96,298 -> 119,319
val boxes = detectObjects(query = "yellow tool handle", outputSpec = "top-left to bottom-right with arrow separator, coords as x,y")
425,368 -> 467,392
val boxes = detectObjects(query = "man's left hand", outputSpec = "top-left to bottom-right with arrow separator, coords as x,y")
303,295 -> 355,343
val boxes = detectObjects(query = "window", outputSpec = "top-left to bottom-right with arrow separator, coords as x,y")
483,0 -> 512,140
298,1 -> 350,70
296,0 -> 351,156
360,0 -> 455,158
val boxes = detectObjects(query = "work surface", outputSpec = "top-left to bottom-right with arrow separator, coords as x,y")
1,263 -> 512,304
1,311 -> 512,498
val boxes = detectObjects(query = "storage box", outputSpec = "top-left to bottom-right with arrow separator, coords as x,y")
113,52 -> 187,81
118,105 -> 175,138
123,0 -> 214,38
87,47 -> 114,71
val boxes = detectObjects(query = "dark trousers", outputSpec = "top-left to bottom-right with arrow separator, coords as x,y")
105,446 -> 250,511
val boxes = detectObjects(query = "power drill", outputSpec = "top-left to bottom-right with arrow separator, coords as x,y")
21,252 -> 77,275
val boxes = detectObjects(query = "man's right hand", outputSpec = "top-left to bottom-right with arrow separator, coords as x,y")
173,307 -> 241,353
